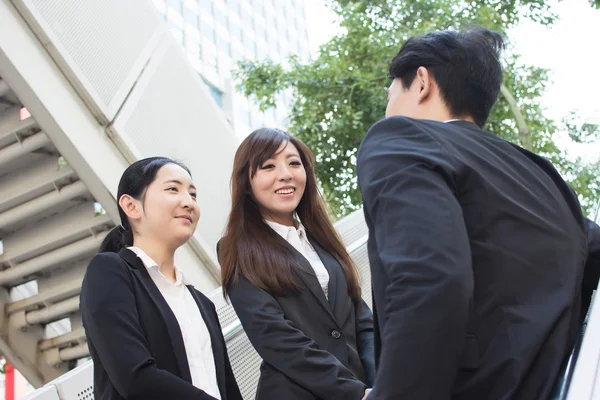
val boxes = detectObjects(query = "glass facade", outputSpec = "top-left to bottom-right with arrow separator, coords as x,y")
152,0 -> 311,137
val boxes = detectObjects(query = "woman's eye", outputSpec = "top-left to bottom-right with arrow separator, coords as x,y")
167,187 -> 178,192
260,164 -> 274,169
190,192 -> 197,199
290,160 -> 302,166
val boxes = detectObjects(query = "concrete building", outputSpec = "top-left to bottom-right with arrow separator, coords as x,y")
152,0 -> 312,137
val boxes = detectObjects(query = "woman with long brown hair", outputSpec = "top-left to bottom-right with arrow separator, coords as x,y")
219,128 -> 375,400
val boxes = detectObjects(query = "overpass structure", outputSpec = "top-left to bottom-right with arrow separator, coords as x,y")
0,0 -> 238,388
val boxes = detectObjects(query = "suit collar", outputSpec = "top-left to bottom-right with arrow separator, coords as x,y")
186,289 -> 228,397
307,236 -> 349,325
118,248 -> 193,384
446,119 -> 482,131
264,218 -> 307,241
127,246 -> 187,285
275,234 -> 344,326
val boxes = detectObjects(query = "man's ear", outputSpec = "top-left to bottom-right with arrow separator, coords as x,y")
118,194 -> 142,223
416,66 -> 433,104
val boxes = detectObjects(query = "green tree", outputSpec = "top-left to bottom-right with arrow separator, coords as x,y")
235,0 -> 600,217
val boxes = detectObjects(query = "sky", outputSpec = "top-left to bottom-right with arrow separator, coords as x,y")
304,0 -> 600,161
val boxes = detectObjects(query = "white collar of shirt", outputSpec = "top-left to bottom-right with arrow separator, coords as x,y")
128,246 -> 187,286
264,219 -> 307,240
444,119 -> 462,123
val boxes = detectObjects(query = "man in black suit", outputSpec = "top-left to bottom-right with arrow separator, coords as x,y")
357,26 -> 600,399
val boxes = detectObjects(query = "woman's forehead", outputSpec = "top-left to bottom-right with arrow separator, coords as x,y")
155,163 -> 193,183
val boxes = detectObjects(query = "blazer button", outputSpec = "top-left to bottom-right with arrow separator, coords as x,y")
331,330 -> 341,339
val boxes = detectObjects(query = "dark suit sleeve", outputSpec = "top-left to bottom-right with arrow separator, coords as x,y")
582,217 -> 600,316
354,298 -> 375,386
357,117 -> 473,398
80,253 -> 216,400
228,274 -> 367,400
207,300 -> 243,400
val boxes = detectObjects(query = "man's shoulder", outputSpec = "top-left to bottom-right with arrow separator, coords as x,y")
359,116 -> 448,160
365,116 -> 423,136
362,116 -> 458,144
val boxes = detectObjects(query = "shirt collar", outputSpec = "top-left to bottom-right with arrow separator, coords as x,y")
128,246 -> 186,285
264,218 -> 306,240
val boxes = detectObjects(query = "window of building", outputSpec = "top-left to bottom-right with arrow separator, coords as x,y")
255,23 -> 266,42
168,14 -> 184,46
226,0 -> 241,15
219,53 -> 232,75
256,41 -> 268,61
183,6 -> 199,27
215,8 -> 228,27
279,37 -> 290,58
244,37 -> 256,59
200,20 -> 215,43
264,8 -> 276,27
216,33 -> 230,56
186,36 -> 202,61
250,107 -> 264,129
230,22 -> 242,42
230,45 -> 243,63
204,80 -> 224,108
240,8 -> 253,28
199,0 -> 213,12
290,35 -> 301,54
252,0 -> 265,15
168,0 -> 182,14
170,28 -> 184,46
202,39 -> 219,72
183,0 -> 198,10
153,0 -> 167,15
235,102 -> 251,127
266,25 -> 278,46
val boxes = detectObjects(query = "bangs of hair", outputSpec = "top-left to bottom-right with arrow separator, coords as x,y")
247,128 -> 291,178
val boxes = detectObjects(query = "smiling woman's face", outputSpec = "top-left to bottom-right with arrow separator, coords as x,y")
133,163 -> 200,246
249,141 -> 307,226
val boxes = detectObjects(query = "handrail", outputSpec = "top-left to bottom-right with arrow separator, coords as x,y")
222,320 -> 244,341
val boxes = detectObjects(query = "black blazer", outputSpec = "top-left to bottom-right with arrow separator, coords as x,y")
80,249 -> 243,400
357,117 -> 592,400
223,234 -> 375,400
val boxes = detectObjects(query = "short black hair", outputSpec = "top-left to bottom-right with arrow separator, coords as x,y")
389,26 -> 505,127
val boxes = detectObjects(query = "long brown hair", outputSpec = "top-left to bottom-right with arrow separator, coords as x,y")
220,128 -> 361,299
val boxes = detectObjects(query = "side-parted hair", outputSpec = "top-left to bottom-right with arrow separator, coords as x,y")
389,26 -> 505,128
219,128 -> 361,299
99,157 -> 191,253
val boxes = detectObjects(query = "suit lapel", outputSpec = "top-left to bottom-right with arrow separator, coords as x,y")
307,236 -> 350,325
276,236 -> 338,324
187,287 -> 227,399
277,235 -> 343,324
118,249 -> 192,384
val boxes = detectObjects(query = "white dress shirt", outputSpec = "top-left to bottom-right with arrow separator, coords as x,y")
128,247 -> 221,399
265,220 -> 330,299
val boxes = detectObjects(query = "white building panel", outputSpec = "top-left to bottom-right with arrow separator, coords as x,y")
12,0 -> 166,124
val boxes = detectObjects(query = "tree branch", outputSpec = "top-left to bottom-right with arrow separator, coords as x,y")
500,83 -> 532,150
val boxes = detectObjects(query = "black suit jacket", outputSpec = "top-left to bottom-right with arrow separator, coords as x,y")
224,234 -> 375,400
80,249 -> 243,400
357,117 -> 593,400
